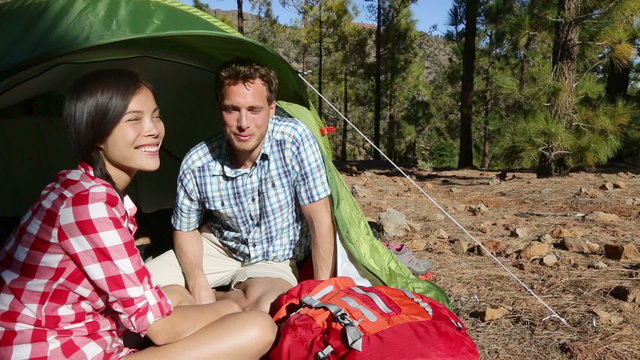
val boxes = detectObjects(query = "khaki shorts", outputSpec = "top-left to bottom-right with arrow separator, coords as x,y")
145,232 -> 298,290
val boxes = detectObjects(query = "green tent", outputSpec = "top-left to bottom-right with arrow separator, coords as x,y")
0,0 -> 450,307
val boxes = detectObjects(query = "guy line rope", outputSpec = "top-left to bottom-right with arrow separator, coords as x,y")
298,72 -> 568,326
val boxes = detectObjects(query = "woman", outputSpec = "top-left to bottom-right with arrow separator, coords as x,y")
0,69 -> 276,359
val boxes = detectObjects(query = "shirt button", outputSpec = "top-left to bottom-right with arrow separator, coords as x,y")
252,243 -> 257,248
251,197 -> 255,202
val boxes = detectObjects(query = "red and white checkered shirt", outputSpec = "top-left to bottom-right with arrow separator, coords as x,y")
0,163 -> 173,359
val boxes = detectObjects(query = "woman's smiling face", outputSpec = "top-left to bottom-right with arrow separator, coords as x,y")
100,86 -> 164,190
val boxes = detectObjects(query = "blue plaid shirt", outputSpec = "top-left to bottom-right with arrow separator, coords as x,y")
172,116 -> 331,264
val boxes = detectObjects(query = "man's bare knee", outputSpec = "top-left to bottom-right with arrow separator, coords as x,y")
214,299 -> 243,314
240,278 -> 293,312
244,295 -> 278,313
215,289 -> 250,310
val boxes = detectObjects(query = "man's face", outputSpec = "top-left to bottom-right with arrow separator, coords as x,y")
220,80 -> 275,169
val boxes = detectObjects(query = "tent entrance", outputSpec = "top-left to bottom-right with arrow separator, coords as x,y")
1,56 -> 222,217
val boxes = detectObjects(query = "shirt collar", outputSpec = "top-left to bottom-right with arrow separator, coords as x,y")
79,161 -> 95,175
78,161 -> 137,217
260,119 -> 274,159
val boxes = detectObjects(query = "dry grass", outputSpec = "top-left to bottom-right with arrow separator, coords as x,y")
432,254 -> 640,359
341,164 -> 640,359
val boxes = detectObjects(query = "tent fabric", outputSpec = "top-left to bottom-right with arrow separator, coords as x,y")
0,0 -> 451,307
0,0 -> 306,104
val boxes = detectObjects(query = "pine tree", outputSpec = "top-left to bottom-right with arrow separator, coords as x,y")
192,0 -> 210,12
247,0 -> 280,46
379,0 -> 419,162
364,0 -> 384,160
236,0 -> 245,34
332,23 -> 369,160
458,0 -> 480,169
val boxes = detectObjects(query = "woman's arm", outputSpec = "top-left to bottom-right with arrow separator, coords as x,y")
58,188 -> 173,333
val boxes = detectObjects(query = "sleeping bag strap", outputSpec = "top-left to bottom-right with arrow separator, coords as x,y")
401,290 -> 434,316
301,296 -> 364,351
350,287 -> 393,313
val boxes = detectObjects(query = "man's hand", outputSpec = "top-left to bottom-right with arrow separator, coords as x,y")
174,229 -> 216,304
188,275 -> 216,304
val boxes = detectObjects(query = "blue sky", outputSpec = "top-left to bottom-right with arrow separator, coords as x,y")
179,1 -> 454,33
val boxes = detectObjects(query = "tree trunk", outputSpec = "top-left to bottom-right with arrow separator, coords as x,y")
373,0 -> 382,160
481,73 -> 491,170
387,109 -> 397,162
301,3 -> 307,74
538,0 -> 581,178
551,0 -> 581,126
517,1 -> 537,92
237,0 -> 244,34
341,71 -> 348,161
537,145 -> 569,178
516,35 -> 534,110
317,2 -> 324,119
458,0 -> 479,169
482,118 -> 491,169
481,32 -> 495,170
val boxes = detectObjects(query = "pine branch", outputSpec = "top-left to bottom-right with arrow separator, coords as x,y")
575,60 -> 604,87
571,122 -> 594,130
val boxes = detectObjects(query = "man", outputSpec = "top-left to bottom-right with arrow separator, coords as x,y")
147,59 -> 335,312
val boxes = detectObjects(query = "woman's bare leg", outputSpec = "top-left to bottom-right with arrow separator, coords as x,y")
125,310 -> 276,360
124,284 -> 276,359
161,284 -> 196,306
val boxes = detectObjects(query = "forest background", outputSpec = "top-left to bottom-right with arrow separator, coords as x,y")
179,2 -> 640,358
189,0 -> 639,177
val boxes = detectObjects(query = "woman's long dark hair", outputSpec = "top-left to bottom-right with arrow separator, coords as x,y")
63,69 -> 152,188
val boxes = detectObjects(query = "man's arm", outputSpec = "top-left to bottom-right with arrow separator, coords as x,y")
301,196 -> 335,280
174,229 -> 216,304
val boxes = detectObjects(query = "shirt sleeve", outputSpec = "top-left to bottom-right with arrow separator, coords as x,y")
291,122 -> 331,205
57,186 -> 173,336
172,167 -> 203,232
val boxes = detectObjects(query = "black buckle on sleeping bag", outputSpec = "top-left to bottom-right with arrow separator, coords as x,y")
301,295 -> 364,352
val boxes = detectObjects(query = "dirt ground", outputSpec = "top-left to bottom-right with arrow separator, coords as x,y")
337,161 -> 640,360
